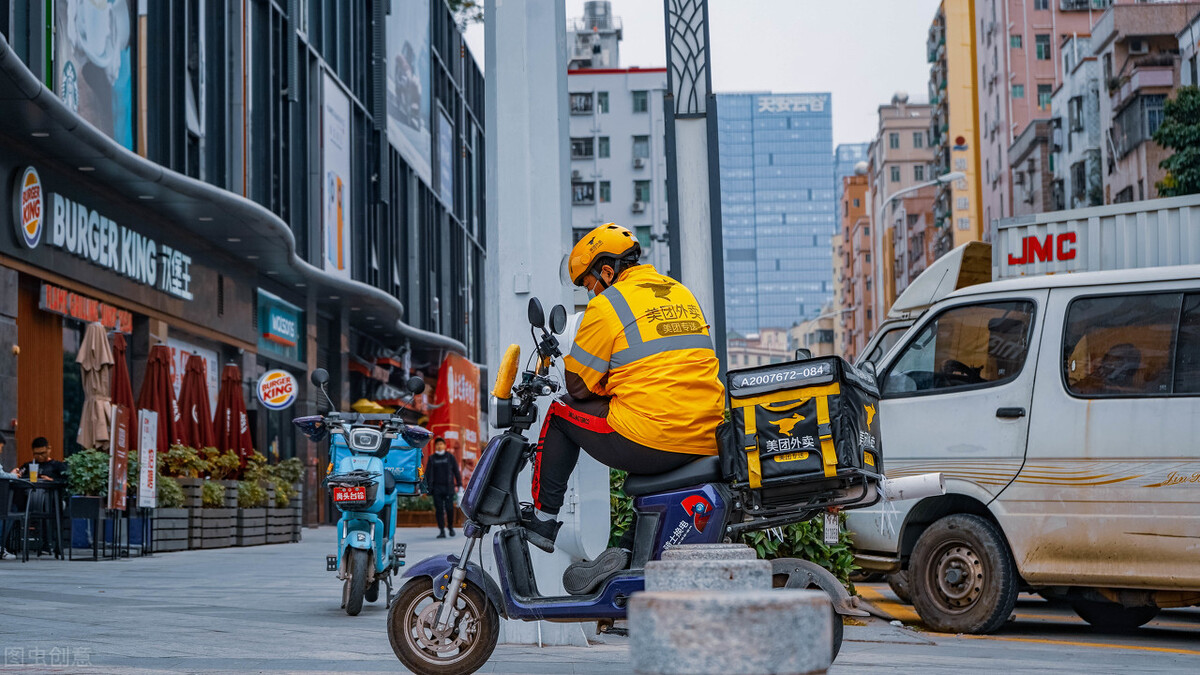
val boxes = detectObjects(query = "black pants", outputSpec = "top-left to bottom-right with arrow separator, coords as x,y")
431,493 -> 455,531
533,395 -> 694,516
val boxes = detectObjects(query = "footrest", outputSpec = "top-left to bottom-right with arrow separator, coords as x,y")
326,555 -> 337,572
394,542 -> 407,559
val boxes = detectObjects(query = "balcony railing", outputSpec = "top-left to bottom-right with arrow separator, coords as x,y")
1110,65 -> 1174,111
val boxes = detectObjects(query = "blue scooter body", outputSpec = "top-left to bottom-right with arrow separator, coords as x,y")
331,434 -> 422,576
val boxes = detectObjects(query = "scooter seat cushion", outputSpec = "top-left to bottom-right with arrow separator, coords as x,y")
623,455 -> 723,497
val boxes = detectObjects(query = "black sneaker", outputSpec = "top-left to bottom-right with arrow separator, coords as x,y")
436,530 -> 446,539
562,547 -> 631,595
520,505 -> 562,553
448,528 -> 456,537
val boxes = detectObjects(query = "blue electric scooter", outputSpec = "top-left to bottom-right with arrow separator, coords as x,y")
387,299 -> 884,674
295,369 -> 431,615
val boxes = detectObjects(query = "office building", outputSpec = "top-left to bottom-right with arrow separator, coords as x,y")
717,92 -> 835,334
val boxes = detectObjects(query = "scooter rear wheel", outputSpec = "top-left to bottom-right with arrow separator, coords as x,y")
388,577 -> 499,675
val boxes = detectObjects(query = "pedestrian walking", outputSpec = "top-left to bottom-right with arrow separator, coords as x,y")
423,438 -> 462,538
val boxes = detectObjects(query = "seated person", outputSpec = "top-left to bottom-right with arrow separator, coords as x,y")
18,437 -> 68,482
524,223 -> 726,554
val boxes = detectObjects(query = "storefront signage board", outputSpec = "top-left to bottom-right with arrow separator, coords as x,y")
107,404 -> 130,510
138,409 -> 158,508
38,282 -> 133,333
257,369 -> 298,411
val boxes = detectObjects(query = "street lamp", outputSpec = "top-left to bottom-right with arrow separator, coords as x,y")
872,171 -> 965,325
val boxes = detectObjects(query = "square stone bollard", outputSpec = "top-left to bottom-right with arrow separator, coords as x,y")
660,544 -> 758,561
644,558 -> 772,592
630,589 -> 833,675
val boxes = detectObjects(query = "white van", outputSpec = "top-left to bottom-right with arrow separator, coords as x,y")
847,263 -> 1200,635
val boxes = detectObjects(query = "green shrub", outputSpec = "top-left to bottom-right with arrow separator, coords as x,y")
243,451 -> 268,482
237,480 -> 268,508
65,450 -> 109,497
201,480 -> 225,508
273,481 -> 292,508
203,447 -> 241,480
156,475 -> 185,508
609,469 -> 634,548
162,445 -> 210,478
272,457 -> 304,484
397,495 -> 434,511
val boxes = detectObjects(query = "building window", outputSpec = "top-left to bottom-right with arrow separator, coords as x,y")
1037,84 -> 1052,111
914,165 -> 925,181
597,91 -> 609,114
570,137 -> 594,159
1012,84 -> 1025,99
1146,95 -> 1166,136
598,136 -> 611,158
1010,34 -> 1022,49
864,226 -> 869,235
632,90 -> 649,113
889,132 -> 900,149
632,135 -> 650,159
1035,35 -> 1051,60
1068,96 -> 1084,132
572,182 -> 596,204
634,180 -> 651,203
1034,0 -> 1049,9
853,198 -> 861,208
890,166 -> 901,183
570,92 -> 594,115
913,131 -> 924,148
599,181 -> 611,203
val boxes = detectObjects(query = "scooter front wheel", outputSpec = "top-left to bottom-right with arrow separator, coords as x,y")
388,577 -> 499,675
344,548 -> 369,616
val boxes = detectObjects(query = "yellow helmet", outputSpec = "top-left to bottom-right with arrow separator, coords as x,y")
564,223 -> 641,286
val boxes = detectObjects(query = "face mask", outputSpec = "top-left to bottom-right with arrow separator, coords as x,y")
435,448 -> 446,455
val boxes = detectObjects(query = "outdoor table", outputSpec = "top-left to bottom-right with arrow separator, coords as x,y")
5,478 -> 66,561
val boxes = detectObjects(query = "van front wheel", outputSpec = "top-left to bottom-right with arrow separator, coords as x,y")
910,514 -> 1017,634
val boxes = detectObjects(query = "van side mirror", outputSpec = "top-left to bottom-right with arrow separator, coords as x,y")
860,361 -> 879,387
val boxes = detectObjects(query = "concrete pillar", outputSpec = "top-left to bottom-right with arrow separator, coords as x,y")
644,558 -> 771,592
483,0 -> 609,647
660,543 -> 758,561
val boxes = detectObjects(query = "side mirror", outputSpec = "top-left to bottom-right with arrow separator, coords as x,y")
527,297 -> 546,329
549,305 -> 568,335
406,375 -> 426,395
311,368 -> 330,386
794,348 -> 812,361
860,361 -> 879,387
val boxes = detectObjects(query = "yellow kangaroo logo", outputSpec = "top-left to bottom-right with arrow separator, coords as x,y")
864,404 -> 876,427
637,281 -> 676,300
769,413 -> 805,437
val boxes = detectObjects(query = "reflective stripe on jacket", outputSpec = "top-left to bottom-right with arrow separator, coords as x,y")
563,265 -> 725,455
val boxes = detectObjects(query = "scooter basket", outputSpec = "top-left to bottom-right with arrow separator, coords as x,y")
723,356 -> 883,508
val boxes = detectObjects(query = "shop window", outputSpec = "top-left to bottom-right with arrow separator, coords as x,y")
883,301 -> 1034,396
1063,293 -> 1181,397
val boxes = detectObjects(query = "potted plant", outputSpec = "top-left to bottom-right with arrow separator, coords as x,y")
65,449 -> 109,549
203,447 -> 242,508
395,495 -> 436,527
191,480 -> 235,549
235,480 -> 268,546
243,452 -> 274,505
270,458 -> 305,542
162,445 -> 210,508
151,475 -> 189,553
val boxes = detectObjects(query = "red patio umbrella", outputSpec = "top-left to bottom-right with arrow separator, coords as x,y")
177,353 -> 216,449
111,333 -> 137,451
215,363 -> 255,465
136,344 -> 180,452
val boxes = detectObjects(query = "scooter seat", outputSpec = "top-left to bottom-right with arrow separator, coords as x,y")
623,455 -> 723,497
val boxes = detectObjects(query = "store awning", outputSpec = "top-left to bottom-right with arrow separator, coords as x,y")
0,33 -> 465,358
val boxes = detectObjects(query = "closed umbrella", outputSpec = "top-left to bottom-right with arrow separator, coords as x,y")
76,322 -> 114,450
178,353 -> 216,449
136,344 -> 180,452
215,364 -> 254,465
111,333 -> 135,415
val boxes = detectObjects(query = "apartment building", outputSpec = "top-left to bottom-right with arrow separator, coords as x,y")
1051,34 -> 1104,209
835,173 -> 874,360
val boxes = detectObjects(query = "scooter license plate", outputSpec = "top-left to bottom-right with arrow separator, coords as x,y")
333,486 -> 367,503
823,512 -> 839,545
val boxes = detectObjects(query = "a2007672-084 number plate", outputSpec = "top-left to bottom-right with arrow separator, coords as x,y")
333,486 -> 367,503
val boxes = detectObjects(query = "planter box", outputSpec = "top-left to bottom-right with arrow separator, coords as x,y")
176,478 -> 204,509
152,507 -> 190,552
236,508 -> 267,546
191,507 -> 235,549
266,507 -> 294,544
218,480 -> 240,508
395,509 -> 464,528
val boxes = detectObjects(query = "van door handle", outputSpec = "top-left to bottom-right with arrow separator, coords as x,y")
996,407 -> 1026,419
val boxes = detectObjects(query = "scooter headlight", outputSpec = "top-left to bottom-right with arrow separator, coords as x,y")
348,427 -> 384,452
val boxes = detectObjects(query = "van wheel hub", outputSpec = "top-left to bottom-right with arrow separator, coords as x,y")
933,545 -> 983,608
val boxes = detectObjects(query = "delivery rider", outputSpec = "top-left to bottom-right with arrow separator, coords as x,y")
522,223 -> 725,553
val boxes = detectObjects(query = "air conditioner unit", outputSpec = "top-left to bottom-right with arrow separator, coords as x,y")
571,170 -> 582,180
633,157 -> 646,169
632,201 -> 645,213
1128,39 -> 1148,55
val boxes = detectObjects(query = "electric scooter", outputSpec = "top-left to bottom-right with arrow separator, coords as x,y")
387,298 -> 900,675
294,369 -> 431,616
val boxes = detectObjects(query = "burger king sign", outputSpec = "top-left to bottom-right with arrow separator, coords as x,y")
257,369 -> 298,411
14,167 -> 44,249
